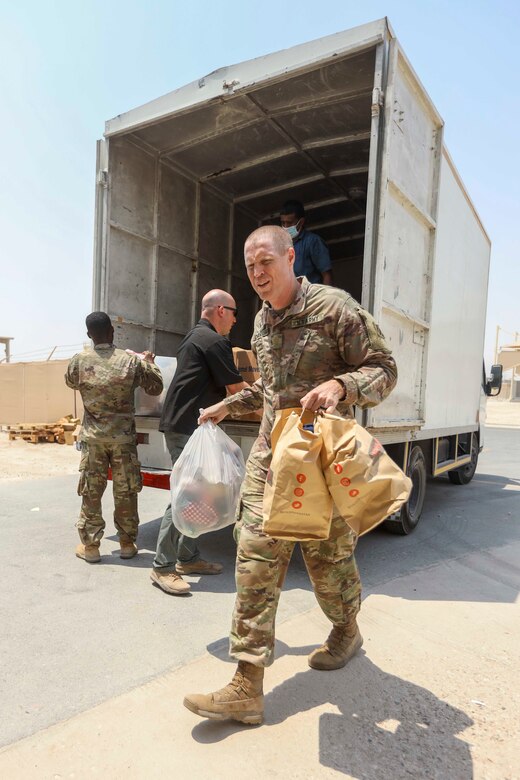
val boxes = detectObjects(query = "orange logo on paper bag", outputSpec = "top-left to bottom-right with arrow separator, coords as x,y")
294,487 -> 304,497
296,474 -> 306,484
292,501 -> 302,509
340,477 -> 351,487
349,489 -> 360,497
334,464 -> 343,474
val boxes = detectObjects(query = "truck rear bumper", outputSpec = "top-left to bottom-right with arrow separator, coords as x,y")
108,466 -> 171,490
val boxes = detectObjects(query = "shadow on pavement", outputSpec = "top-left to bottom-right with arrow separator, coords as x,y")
102,550 -> 156,568
190,654 -> 473,778
355,468 -> 520,605
471,473 -> 520,487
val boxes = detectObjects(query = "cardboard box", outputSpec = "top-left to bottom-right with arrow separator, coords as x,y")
232,348 -> 263,422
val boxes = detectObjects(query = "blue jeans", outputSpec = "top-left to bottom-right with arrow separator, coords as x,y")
153,432 -> 199,571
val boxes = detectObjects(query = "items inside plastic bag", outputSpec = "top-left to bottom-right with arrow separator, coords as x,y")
170,422 -> 246,538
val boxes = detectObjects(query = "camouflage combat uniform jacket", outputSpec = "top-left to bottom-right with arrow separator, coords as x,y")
224,278 -> 397,516
65,345 -> 163,442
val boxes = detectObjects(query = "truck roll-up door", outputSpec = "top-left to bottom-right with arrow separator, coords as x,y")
365,40 -> 444,431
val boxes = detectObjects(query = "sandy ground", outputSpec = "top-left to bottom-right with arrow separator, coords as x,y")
485,398 -> 520,428
0,431 -> 80,480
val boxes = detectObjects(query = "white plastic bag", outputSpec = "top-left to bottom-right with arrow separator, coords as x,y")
170,422 -> 246,538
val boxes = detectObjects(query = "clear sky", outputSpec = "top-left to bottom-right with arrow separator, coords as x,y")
1,0 -> 518,367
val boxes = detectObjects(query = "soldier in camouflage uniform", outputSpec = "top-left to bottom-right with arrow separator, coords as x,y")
65,312 -> 163,563
183,226 -> 397,726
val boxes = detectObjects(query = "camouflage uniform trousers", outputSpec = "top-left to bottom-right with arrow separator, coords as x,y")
230,505 -> 361,667
77,441 -> 143,546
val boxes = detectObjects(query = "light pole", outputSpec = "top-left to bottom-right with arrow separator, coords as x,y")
494,325 -> 500,365
0,337 -> 14,363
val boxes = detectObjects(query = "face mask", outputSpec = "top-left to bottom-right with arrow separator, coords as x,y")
284,219 -> 301,240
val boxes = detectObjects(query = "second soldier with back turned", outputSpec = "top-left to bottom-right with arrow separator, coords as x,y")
65,312 -> 163,563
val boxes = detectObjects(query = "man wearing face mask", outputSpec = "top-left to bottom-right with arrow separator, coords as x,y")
280,199 -> 333,285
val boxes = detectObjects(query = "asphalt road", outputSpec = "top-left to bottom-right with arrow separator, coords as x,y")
0,426 -> 518,750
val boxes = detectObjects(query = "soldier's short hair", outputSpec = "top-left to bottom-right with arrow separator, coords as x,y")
245,225 -> 293,257
86,311 -> 112,338
280,199 -> 305,219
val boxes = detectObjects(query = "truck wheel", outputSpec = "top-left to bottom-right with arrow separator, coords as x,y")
383,446 -> 426,535
448,434 -> 478,485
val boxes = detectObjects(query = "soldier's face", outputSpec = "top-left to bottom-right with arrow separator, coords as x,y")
245,239 -> 296,309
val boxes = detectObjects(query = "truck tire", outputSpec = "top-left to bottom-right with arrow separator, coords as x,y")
383,445 -> 427,535
448,433 -> 479,485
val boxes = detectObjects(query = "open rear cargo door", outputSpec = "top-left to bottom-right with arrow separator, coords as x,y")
365,39 -> 443,431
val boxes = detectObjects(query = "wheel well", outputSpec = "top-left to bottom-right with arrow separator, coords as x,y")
419,441 -> 433,476
385,442 -> 407,471
386,441 -> 432,476
383,440 -> 427,535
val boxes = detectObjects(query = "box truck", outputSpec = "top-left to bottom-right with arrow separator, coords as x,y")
94,18 -> 502,533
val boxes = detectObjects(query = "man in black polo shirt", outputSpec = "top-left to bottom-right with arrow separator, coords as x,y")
150,289 -> 247,596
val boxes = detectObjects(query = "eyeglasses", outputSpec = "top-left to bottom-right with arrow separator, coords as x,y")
221,305 -> 238,317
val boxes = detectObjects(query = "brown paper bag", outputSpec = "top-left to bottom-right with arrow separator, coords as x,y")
317,412 -> 412,536
263,411 -> 333,541
269,407 -> 315,453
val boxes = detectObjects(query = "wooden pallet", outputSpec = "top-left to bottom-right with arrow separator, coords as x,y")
7,416 -> 80,445
8,430 -> 53,444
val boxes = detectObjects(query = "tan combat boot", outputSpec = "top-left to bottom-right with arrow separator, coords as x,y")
75,543 -> 101,563
308,621 -> 363,671
120,541 -> 138,559
150,568 -> 190,595
175,559 -> 223,575
184,661 -> 264,725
